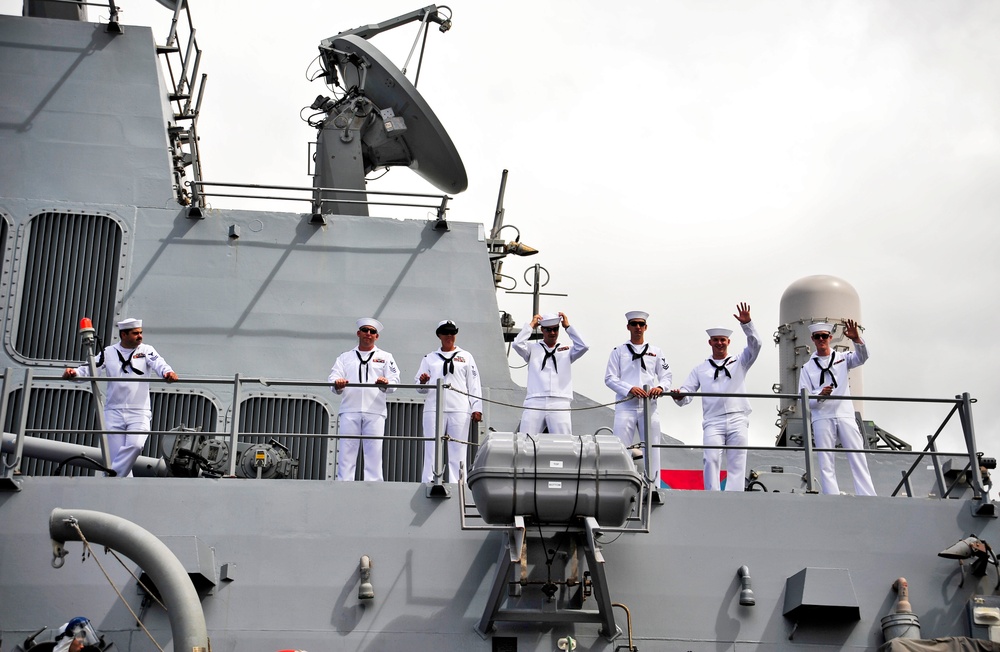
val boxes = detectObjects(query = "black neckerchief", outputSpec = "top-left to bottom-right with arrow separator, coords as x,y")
626,343 -> 648,371
709,357 -> 731,380
438,351 -> 457,376
814,351 -> 838,388
356,349 -> 375,383
540,342 -> 559,372
116,347 -> 143,375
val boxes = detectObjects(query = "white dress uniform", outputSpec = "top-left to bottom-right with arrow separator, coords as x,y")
329,346 -> 400,481
74,342 -> 174,477
798,339 -> 876,496
673,321 -> 761,491
511,323 -> 588,434
605,342 -> 672,484
415,347 -> 482,483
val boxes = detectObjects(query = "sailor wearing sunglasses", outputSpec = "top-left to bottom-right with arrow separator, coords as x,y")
328,317 -> 400,481
511,312 -> 589,435
416,319 -> 483,483
605,310 -> 673,485
798,319 -> 875,496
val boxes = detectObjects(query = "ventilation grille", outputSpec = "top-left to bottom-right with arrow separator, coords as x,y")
238,396 -> 331,480
381,401 -> 424,482
6,387 -> 217,476
15,212 -> 123,361
149,391 -> 220,457
5,386 -> 98,477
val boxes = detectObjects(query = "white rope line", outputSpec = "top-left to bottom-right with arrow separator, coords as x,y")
444,385 -> 639,411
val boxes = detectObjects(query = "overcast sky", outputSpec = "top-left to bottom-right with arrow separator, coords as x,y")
5,1 -> 998,453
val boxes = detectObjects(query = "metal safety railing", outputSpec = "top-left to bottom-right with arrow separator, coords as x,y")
185,181 -> 453,220
661,388 -> 989,505
0,368 -> 990,510
0,369 -> 471,487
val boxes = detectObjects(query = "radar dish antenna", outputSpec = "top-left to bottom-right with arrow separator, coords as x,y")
313,8 -> 467,217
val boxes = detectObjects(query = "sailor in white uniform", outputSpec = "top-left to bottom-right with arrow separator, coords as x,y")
511,312 -> 588,434
328,317 -> 400,481
798,320 -> 876,496
63,318 -> 178,477
605,310 -> 672,484
416,320 -> 483,483
671,303 -> 760,491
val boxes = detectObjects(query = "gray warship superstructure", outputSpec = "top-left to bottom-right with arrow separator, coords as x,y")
1,3 -> 999,651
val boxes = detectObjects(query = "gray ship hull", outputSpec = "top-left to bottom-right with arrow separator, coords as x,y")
4,476 -> 999,651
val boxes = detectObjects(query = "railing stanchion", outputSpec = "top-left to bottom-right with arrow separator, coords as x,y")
958,392 -> 992,513
929,436 -> 947,499
799,388 -> 817,493
11,368 -> 34,475
641,386 -> 652,483
0,369 -> 12,477
427,378 -> 449,497
227,373 -> 242,477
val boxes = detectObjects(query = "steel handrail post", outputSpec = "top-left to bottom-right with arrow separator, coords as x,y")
433,377 -> 445,486
929,436 -> 947,499
227,373 -> 242,477
0,369 -> 12,474
799,388 -> 817,493
82,331 -> 110,469
12,368 -> 34,474
958,392 -> 988,502
642,385 -> 652,483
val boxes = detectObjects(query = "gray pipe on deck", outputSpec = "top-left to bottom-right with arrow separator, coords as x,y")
2,433 -> 168,476
49,508 -> 208,651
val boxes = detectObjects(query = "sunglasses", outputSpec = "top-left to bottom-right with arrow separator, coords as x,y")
541,326 -> 559,332
628,321 -> 647,328
811,333 -> 830,340
359,327 -> 378,335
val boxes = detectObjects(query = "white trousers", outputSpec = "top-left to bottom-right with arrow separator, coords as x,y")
702,414 -> 748,491
613,406 -> 662,485
421,410 -> 471,483
104,408 -> 151,478
518,397 -> 572,435
337,412 -> 385,481
812,417 -> 876,496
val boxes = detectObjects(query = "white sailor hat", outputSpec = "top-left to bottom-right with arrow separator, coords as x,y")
808,322 -> 833,334
356,317 -> 383,333
539,313 -> 561,327
625,311 -> 649,322
707,328 -> 732,338
117,318 -> 142,331
436,319 -> 459,334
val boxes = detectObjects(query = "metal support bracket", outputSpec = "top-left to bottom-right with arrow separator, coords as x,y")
475,516 -> 620,642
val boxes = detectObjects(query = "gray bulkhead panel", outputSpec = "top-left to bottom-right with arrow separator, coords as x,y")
0,15 -> 175,207
118,207 -> 524,410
